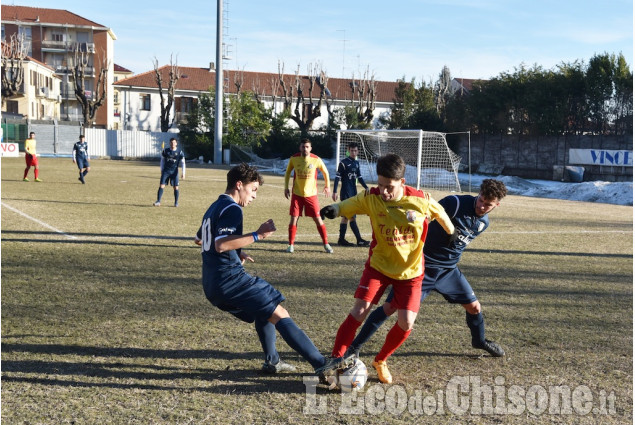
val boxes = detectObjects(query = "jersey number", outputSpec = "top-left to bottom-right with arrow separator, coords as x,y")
201,218 -> 212,252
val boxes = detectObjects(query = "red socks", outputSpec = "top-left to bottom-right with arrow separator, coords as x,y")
288,225 -> 297,245
317,224 -> 329,244
331,314 -> 362,357
375,323 -> 411,362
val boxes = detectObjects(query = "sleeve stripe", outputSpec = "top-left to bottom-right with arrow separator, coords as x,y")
219,202 -> 241,218
450,195 -> 460,218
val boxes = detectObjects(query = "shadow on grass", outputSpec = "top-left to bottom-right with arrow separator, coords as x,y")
2,197 -> 156,208
1,342 -> 314,394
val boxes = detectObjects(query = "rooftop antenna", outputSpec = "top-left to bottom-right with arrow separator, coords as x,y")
337,29 -> 347,78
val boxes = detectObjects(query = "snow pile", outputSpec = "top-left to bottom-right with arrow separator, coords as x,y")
461,174 -> 633,206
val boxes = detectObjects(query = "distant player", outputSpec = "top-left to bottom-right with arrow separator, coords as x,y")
332,142 -> 370,247
23,132 -> 42,182
153,138 -> 185,207
349,179 -> 508,360
284,138 -> 333,253
198,163 -> 349,376
72,135 -> 90,184
320,153 -> 456,384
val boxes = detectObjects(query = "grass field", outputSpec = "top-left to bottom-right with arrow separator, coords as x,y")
1,157 -> 633,424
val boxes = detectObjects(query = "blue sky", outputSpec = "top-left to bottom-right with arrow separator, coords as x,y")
18,0 -> 633,82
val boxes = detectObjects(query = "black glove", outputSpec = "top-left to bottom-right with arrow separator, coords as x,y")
447,228 -> 460,246
320,205 -> 337,220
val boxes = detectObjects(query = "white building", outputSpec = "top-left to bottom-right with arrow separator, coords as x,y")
114,64 -> 402,132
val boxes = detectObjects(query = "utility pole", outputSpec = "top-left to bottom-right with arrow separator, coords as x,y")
214,0 -> 223,164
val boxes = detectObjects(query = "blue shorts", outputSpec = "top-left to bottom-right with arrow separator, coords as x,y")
204,274 -> 285,323
160,170 -> 179,187
76,158 -> 90,169
420,266 -> 477,304
386,266 -> 477,305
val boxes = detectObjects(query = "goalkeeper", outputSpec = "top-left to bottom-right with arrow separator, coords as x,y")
332,142 -> 370,247
320,153 -> 456,384
349,179 -> 508,359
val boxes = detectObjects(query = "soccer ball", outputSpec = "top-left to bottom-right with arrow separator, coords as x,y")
329,359 -> 368,392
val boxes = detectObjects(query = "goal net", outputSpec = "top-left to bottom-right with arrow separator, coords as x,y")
336,130 -> 462,192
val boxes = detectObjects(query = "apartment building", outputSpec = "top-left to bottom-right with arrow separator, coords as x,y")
1,5 -> 116,127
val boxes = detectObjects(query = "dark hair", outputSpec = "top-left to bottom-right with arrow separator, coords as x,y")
226,163 -> 264,191
376,153 -> 406,180
480,179 -> 507,200
300,138 -> 311,145
170,137 -> 177,142
79,135 -> 85,140
29,132 -> 35,137
348,142 -> 359,150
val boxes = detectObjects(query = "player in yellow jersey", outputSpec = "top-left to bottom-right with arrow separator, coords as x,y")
320,153 -> 457,384
23,132 -> 42,182
284,138 -> 333,253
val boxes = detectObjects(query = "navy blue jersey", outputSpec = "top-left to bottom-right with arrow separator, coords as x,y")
424,195 -> 490,267
72,141 -> 89,161
201,194 -> 246,290
333,156 -> 367,200
162,148 -> 185,174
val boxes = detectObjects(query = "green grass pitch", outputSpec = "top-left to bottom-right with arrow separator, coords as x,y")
1,157 -> 632,424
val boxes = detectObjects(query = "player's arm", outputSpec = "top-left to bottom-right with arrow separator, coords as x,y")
428,197 -> 456,236
319,159 -> 331,197
356,165 -> 369,190
215,219 -> 276,253
72,145 -> 77,163
159,156 -> 165,172
284,159 -> 295,198
180,156 -> 186,179
194,226 -> 203,245
321,191 -> 367,220
332,161 -> 344,201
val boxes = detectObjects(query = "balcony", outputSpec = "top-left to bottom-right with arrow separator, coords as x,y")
41,40 -> 96,54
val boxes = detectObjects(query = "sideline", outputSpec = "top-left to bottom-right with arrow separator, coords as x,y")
1,202 -> 78,240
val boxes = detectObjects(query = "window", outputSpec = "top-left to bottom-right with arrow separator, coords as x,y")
113,92 -> 119,104
52,32 -> 64,42
140,94 -> 151,111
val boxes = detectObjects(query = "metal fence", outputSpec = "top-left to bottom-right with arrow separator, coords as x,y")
3,119 -> 174,158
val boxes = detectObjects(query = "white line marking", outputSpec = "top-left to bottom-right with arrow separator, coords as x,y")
1,202 -> 78,239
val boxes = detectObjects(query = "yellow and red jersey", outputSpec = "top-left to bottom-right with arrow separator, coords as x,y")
284,153 -> 330,197
338,186 -> 454,280
24,138 -> 37,156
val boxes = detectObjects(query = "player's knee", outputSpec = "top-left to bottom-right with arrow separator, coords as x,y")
464,301 -> 481,315
269,305 -> 290,323
397,317 -> 415,331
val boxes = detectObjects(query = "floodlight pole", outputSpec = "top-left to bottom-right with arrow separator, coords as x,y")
214,0 -> 223,164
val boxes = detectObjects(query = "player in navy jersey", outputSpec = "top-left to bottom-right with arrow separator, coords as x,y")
348,179 -> 508,359
332,143 -> 370,247
153,138 -> 185,207
198,163 -> 352,376
72,135 -> 90,184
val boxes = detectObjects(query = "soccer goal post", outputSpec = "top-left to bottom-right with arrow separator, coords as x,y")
336,130 -> 462,192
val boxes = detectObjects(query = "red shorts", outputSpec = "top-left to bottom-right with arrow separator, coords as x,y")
289,193 -> 320,217
25,154 -> 39,167
354,265 -> 423,313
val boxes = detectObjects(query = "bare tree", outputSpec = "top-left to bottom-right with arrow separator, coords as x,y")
1,33 -> 28,103
348,66 -> 377,127
277,61 -> 329,134
153,55 -> 180,132
71,47 -> 108,128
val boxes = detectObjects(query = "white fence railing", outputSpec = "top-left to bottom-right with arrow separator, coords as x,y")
25,121 -> 175,158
